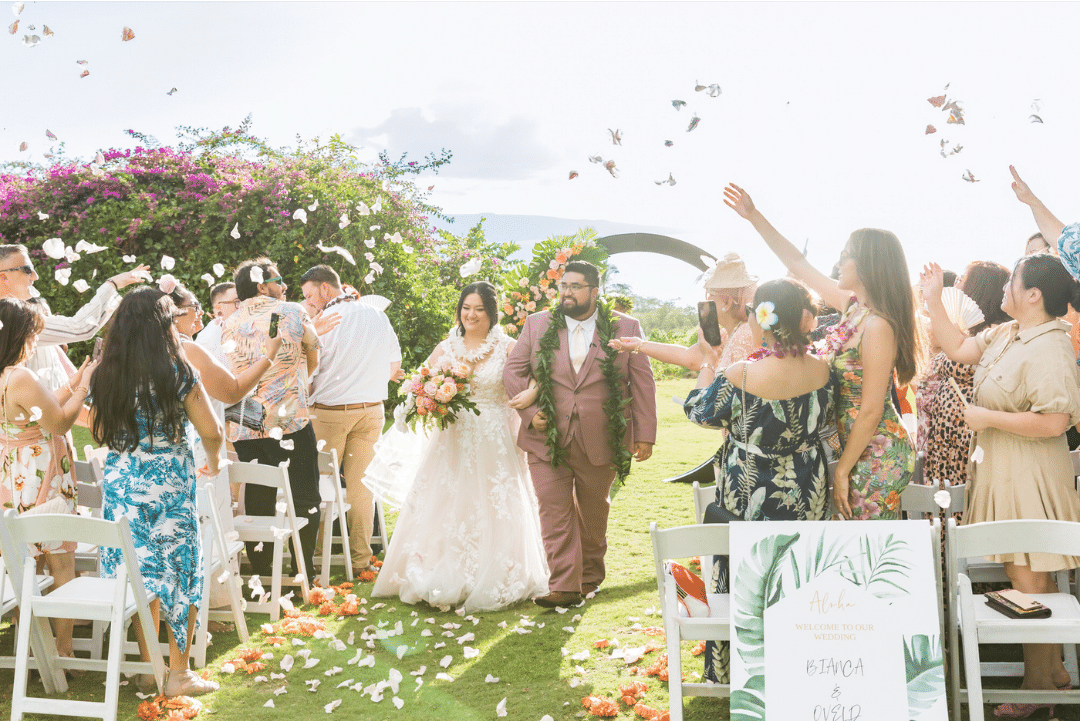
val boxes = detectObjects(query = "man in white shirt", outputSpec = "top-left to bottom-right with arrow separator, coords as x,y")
301,265 -> 402,574
0,244 -> 149,390
195,282 -> 240,422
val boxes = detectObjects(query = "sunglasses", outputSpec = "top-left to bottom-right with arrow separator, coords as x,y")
263,276 -> 284,284
0,265 -> 35,275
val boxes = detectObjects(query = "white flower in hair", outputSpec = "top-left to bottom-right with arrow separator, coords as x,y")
755,301 -> 778,331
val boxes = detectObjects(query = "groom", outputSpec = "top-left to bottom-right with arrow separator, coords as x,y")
505,260 -> 657,608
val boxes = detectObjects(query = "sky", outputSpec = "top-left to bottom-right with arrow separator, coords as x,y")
5,1 -> 1080,305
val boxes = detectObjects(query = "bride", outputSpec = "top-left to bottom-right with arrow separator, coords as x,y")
367,281 -> 550,612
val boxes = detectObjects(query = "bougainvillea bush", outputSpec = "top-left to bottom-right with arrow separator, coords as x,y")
0,121 -> 514,371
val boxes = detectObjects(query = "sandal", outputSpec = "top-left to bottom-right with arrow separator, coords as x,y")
165,669 -> 219,697
136,673 -> 157,695
992,702 -> 1054,719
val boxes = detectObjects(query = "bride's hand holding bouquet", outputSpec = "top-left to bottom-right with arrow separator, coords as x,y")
401,356 -> 479,431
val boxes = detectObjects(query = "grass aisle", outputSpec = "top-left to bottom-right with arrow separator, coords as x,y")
1,379 -> 729,720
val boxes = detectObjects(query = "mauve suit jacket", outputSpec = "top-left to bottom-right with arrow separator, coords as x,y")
503,310 -> 658,467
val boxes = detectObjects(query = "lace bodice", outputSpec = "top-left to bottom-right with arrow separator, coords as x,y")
442,328 -> 514,412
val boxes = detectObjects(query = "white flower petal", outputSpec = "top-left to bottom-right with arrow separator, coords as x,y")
496,698 -> 507,717
123,255 -> 137,263
971,445 -> 985,464
439,654 -> 452,668
462,646 -> 479,659
459,258 -> 482,277
213,263 -> 225,277
393,697 -> 404,709
42,237 -> 65,259
54,267 -> 71,285
73,279 -> 90,293
484,674 -> 499,683
160,255 -> 175,270
264,700 -> 275,708
435,673 -> 453,682
201,273 -> 215,287
293,208 -> 308,224
230,222 -> 241,239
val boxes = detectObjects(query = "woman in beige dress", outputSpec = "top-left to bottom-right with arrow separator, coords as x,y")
922,254 -> 1080,703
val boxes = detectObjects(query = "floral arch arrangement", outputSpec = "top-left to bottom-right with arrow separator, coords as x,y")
499,228 -> 609,334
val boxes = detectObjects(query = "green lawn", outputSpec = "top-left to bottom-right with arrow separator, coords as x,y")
2,379 -> 730,720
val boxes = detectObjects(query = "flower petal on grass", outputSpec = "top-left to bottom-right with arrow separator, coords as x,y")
496,698 -> 508,717
435,672 -> 454,682
485,674 -> 499,683
264,700 -> 275,708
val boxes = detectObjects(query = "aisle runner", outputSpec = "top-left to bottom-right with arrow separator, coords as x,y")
730,520 -> 947,721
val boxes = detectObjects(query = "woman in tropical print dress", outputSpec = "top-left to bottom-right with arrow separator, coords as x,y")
724,183 -> 923,519
684,278 -> 836,683
88,287 -> 224,698
0,298 -> 96,663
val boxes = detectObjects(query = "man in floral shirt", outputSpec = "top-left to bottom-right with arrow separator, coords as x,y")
223,258 -> 321,583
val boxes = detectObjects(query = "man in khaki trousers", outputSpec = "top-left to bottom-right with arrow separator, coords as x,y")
301,265 -> 402,575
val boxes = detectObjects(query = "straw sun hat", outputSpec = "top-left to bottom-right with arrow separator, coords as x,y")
702,252 -> 758,291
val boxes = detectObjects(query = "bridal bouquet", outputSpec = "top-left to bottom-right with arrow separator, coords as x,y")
401,357 -> 479,431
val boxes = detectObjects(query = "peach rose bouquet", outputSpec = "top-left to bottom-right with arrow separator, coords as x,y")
401,356 -> 479,431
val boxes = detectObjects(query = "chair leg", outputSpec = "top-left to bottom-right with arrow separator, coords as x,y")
319,511 -> 332,588
226,556 -> 249,643
292,529 -> 310,605
102,603 -> 126,721
667,635 -> 684,721
269,539 -> 283,622
337,501 -> 353,580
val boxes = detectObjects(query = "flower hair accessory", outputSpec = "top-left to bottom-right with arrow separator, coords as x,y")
158,274 -> 178,294
755,301 -> 778,331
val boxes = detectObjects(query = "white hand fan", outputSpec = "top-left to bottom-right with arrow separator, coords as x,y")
357,294 -> 391,312
939,286 -> 983,331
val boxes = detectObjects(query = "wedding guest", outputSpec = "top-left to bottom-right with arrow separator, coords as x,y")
0,244 -> 149,391
922,257 -> 1080,704
724,182 -> 922,519
300,264 -> 402,575
88,287 -> 222,697
920,262 -> 1009,487
223,259 -> 322,584
0,298 -> 96,667
608,253 -> 758,370
685,277 -> 835,683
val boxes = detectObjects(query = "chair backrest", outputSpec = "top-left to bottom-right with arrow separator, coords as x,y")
73,457 -> 102,484
75,481 -> 103,514
1,509 -> 156,611
317,448 -> 340,479
950,518 -> 1080,561
650,522 -> 729,601
901,482 -> 965,518
227,460 -> 290,491
82,445 -> 109,465
692,482 -> 715,525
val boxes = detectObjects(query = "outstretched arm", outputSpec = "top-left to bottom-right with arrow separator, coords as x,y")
609,337 -> 704,371
724,183 -> 851,312
1011,165 -> 1065,243
919,263 -> 983,365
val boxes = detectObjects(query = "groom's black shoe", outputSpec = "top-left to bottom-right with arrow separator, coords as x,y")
534,591 -> 582,608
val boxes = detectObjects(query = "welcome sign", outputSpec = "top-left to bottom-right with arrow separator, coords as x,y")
729,520 -> 947,721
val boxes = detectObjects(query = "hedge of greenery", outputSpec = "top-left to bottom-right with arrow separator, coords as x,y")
0,120 -> 515,373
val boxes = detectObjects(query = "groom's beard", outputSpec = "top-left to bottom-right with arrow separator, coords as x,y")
561,296 -> 596,320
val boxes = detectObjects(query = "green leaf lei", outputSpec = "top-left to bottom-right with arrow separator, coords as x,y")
534,300 -> 634,494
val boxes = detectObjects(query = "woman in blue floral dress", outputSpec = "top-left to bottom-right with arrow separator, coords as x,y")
685,278 -> 836,683
88,287 -> 224,697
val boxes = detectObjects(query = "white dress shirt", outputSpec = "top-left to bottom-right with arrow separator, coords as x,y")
310,295 -> 402,405
194,318 -> 227,424
564,308 -> 597,372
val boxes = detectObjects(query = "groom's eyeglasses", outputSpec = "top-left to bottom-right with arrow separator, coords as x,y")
557,282 -> 594,293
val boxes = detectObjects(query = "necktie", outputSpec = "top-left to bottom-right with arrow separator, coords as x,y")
571,324 -> 588,373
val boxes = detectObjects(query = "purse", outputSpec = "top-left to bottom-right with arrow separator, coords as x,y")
703,363 -> 751,524
224,397 -> 266,432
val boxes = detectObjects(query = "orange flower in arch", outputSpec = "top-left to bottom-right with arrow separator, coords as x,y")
546,269 -> 560,280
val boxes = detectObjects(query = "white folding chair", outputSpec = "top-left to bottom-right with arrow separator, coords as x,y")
1,509 -> 166,721
947,518 -> 1080,721
0,535 -> 57,686
191,482 -> 249,668
82,445 -> 109,466
650,522 -> 730,721
229,460 -> 310,620
314,449 -> 353,586
73,458 -> 104,577
900,481 -> 965,519
690,481 -> 718,575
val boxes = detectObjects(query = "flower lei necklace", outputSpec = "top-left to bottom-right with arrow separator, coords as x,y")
534,300 -> 633,488
449,324 -> 505,363
814,295 -> 869,361
747,343 -> 810,361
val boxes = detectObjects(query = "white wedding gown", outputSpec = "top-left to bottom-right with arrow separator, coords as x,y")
367,329 -> 550,612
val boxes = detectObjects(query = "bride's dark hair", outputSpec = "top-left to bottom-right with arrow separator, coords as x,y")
455,281 -> 500,336
89,287 -> 195,452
